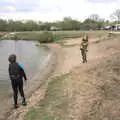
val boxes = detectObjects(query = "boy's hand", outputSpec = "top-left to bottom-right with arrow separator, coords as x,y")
24,80 -> 27,86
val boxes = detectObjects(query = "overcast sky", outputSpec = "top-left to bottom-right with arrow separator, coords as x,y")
0,0 -> 120,21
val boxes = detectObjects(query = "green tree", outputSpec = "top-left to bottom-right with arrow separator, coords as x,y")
0,19 -> 8,31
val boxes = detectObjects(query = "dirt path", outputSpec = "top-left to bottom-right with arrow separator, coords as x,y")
6,37 -> 120,120
49,37 -> 120,74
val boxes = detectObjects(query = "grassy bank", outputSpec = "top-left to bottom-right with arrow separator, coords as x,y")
24,74 -> 71,120
0,30 -> 109,43
0,32 -> 7,38
24,52 -> 120,120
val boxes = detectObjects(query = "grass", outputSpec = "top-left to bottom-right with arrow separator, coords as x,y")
24,73 -> 71,120
0,32 -> 7,39
0,30 -> 109,43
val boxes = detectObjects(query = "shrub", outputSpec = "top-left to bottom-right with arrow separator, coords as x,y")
37,31 -> 54,43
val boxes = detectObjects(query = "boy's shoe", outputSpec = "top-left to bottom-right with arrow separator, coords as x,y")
14,104 -> 19,109
22,97 -> 27,106
22,100 -> 27,106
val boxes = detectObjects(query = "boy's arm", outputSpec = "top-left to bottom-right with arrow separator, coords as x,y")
23,70 -> 27,81
80,42 -> 83,50
20,67 -> 27,81
22,69 -> 27,81
8,65 -> 12,80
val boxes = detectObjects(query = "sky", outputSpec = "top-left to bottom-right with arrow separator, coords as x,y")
0,0 -> 120,21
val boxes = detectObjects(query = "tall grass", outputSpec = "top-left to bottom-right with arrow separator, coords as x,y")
0,30 -> 109,43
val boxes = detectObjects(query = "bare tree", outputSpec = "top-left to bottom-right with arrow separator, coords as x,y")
89,14 -> 100,21
110,9 -> 120,23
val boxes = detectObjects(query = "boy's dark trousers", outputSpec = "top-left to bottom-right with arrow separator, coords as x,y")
11,79 -> 25,105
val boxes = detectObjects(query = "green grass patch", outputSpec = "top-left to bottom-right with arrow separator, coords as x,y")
24,73 -> 71,120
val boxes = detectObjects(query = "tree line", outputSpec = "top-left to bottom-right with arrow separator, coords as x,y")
0,9 -> 120,32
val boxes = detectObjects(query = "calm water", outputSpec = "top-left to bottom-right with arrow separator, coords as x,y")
0,40 -> 50,111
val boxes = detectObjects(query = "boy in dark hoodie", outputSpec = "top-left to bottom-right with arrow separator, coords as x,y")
8,54 -> 27,108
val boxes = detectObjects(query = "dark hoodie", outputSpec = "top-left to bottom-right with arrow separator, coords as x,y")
8,54 -> 27,81
9,62 -> 27,81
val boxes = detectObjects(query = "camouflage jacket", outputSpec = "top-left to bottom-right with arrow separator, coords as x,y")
80,41 -> 88,51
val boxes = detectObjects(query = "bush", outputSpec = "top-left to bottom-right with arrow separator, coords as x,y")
37,31 -> 54,43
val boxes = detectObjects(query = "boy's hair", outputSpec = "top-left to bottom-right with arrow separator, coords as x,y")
8,54 -> 16,63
